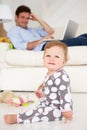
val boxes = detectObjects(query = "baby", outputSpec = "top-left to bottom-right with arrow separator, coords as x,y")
4,41 -> 73,124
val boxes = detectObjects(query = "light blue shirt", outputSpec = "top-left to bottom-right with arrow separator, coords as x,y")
7,26 -> 48,51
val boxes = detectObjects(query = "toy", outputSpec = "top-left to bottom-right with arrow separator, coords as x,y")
0,91 -> 34,107
0,37 -> 14,49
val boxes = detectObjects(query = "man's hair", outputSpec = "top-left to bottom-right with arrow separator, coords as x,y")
15,5 -> 31,16
44,40 -> 68,62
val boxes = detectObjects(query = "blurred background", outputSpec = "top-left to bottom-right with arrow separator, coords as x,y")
0,0 -> 87,31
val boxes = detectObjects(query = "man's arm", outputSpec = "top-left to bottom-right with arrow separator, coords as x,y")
30,13 -> 55,35
27,13 -> 55,50
27,35 -> 53,50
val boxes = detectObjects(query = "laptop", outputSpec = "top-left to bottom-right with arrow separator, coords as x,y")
62,19 -> 79,40
43,19 -> 79,41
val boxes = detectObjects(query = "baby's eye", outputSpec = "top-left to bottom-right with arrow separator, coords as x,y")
46,55 -> 50,57
55,55 -> 60,58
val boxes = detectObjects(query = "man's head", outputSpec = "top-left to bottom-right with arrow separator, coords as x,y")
15,5 -> 31,28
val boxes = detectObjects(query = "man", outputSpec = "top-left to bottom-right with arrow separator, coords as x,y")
7,5 -> 54,51
8,5 -> 87,50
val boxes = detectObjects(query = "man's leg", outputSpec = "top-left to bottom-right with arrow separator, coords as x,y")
42,34 -> 87,50
61,38 -> 81,46
61,34 -> 87,46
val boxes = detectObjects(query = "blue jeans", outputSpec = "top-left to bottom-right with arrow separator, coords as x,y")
41,34 -> 87,50
61,34 -> 87,46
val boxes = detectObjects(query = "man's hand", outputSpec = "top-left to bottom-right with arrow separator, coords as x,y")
43,35 -> 54,40
29,13 -> 39,21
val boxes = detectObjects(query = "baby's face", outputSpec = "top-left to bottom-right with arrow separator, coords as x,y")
44,46 -> 65,73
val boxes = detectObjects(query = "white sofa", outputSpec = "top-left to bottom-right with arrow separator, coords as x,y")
0,24 -> 87,93
0,43 -> 87,93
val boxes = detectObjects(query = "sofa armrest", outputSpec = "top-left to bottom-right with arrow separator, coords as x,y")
0,43 -> 10,63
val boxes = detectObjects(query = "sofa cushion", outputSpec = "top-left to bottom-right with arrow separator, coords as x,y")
67,46 -> 87,65
5,50 -> 44,66
5,46 -> 87,66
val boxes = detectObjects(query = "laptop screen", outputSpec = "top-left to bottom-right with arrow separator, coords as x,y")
62,19 -> 79,40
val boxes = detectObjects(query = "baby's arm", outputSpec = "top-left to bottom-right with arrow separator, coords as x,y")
62,111 -> 73,123
59,78 -> 73,123
36,83 -> 44,91
4,114 -> 17,124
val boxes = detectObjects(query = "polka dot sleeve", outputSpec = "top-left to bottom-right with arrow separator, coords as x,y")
59,73 -> 73,112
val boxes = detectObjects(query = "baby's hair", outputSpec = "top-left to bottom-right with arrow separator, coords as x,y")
44,40 -> 68,62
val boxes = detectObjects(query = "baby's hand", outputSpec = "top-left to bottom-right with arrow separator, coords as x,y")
35,90 -> 44,98
62,111 -> 73,123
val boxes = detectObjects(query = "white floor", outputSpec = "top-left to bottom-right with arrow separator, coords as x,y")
0,92 -> 87,130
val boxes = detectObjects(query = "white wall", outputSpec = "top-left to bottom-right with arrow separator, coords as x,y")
42,0 -> 87,27
0,0 -> 87,30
